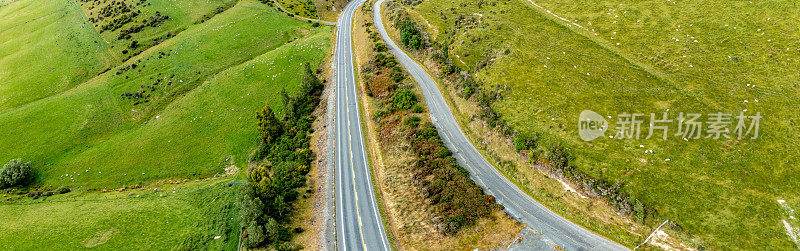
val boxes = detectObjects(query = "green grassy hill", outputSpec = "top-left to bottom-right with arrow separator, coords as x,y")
0,0 -> 331,248
0,0 -> 331,188
0,179 -> 239,250
407,0 -> 799,248
0,0 -> 114,110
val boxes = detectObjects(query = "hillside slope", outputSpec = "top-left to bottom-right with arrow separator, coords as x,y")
0,179 -> 239,249
406,0 -> 799,248
0,0 -> 114,110
0,0 -> 332,188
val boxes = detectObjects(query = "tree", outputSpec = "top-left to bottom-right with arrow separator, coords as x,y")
237,183 -> 267,247
242,61 -> 325,248
300,63 -> 322,94
250,165 -> 275,196
397,17 -> 423,49
279,88 -> 291,111
0,159 -> 32,189
257,105 -> 283,145
283,64 -> 322,122
244,220 -> 265,247
264,217 -> 280,243
274,195 -> 289,218
237,184 -> 264,228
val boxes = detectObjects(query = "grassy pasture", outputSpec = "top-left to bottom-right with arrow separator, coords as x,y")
0,0 -> 333,249
0,0 -> 114,110
0,179 -> 239,250
0,0 -> 332,188
77,0 -> 240,58
410,0 -> 799,248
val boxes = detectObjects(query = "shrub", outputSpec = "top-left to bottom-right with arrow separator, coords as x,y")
411,104 -> 424,113
245,221 -> 265,247
442,64 -> 457,75
391,66 -> 405,83
373,109 -> 389,120
409,123 -> 498,235
404,116 -> 421,128
374,43 -> 388,52
547,144 -> 573,170
275,241 -> 302,251
374,53 -> 398,68
397,17 -> 423,49
393,89 -> 417,110
55,186 -> 71,194
513,133 -> 538,151
461,86 -> 473,98
0,159 -> 32,189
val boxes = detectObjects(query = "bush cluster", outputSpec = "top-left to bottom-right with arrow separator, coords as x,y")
100,12 -> 139,32
25,186 -> 70,200
258,0 -> 275,6
409,123 -> 500,234
363,29 -> 497,234
196,2 -> 237,24
0,159 -> 32,189
363,53 -> 401,99
118,12 -> 170,40
396,17 -> 424,50
544,144 -> 653,223
80,0 -> 169,58
82,0 -> 134,23
238,64 -> 322,250
119,70 -> 184,106
374,53 -> 398,68
392,89 -> 417,110
430,33 -> 656,222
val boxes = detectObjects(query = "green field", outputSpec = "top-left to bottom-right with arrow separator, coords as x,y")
0,0 -> 331,247
0,179 -> 239,250
0,0 -> 331,188
0,0 -> 114,110
408,0 -> 799,248
78,0 -> 242,58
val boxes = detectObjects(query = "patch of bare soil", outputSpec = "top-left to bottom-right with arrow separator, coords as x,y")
83,228 -> 117,248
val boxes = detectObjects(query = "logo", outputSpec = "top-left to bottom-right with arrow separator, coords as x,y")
578,110 -> 607,141
577,110 -> 761,141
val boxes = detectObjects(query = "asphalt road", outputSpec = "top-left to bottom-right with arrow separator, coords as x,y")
373,0 -> 628,250
334,0 -> 391,250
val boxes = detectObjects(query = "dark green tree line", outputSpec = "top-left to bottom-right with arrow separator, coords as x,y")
238,63 -> 323,250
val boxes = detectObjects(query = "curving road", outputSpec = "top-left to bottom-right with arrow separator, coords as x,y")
372,0 -> 628,250
334,0 -> 391,250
